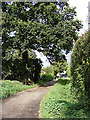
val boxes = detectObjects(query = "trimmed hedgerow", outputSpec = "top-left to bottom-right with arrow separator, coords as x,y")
70,30 -> 90,102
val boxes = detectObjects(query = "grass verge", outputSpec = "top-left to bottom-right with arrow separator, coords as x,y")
40,78 -> 90,118
0,80 -> 38,99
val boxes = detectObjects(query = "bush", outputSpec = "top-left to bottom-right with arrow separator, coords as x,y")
70,31 -> 90,101
57,78 -> 70,85
41,73 -> 53,82
50,73 -> 55,79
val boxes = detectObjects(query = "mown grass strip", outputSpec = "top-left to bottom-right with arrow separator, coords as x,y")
40,78 -> 90,118
0,80 -> 38,99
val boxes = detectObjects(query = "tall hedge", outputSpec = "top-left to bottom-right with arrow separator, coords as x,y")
70,31 -> 90,100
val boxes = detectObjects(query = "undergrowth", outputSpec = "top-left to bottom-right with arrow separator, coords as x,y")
40,78 -> 90,118
0,80 -> 37,99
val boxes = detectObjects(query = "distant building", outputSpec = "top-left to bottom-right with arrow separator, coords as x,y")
88,1 -> 90,30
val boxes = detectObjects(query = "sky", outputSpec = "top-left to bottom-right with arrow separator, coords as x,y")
36,0 -> 90,68
68,0 -> 90,35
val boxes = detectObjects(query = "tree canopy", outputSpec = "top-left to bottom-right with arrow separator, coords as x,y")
2,1 -> 82,83
2,2 -> 82,63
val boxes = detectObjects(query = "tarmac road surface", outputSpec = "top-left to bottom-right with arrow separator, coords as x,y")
2,81 -> 56,118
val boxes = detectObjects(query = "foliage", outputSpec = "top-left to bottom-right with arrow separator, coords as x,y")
2,1 -> 82,63
40,78 -> 90,118
44,61 -> 68,79
2,1 -> 82,84
45,66 -> 53,74
41,73 -> 53,82
44,65 -> 55,79
0,80 -> 37,99
66,65 -> 71,78
52,60 -> 68,77
3,54 -> 42,84
70,31 -> 90,101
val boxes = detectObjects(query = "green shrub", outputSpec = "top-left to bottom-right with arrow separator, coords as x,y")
70,31 -> 90,101
50,73 -> 55,79
57,78 -> 70,85
41,73 -> 53,82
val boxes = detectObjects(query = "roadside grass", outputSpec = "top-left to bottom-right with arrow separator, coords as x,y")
0,80 -> 38,99
40,78 -> 90,118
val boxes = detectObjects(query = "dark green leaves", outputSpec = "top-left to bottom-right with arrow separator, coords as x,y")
70,31 -> 90,100
2,2 -> 82,64
2,2 -> 82,83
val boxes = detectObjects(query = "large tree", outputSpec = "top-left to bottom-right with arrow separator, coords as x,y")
2,2 -> 82,61
2,1 -> 82,83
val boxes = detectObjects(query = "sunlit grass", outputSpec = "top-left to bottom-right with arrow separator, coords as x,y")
0,80 -> 37,99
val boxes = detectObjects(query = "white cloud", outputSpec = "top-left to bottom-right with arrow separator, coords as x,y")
68,0 -> 90,35
35,51 -> 50,68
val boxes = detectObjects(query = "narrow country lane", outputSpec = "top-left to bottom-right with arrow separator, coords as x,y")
2,81 -> 56,118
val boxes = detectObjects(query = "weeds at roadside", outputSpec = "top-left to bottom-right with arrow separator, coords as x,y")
0,80 -> 37,99
40,78 -> 90,118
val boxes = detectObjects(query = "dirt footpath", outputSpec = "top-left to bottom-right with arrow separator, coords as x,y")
2,81 -> 56,118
